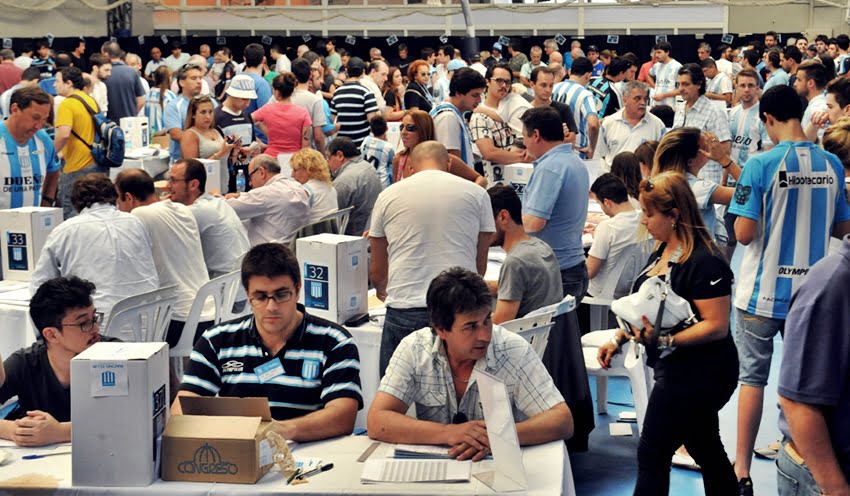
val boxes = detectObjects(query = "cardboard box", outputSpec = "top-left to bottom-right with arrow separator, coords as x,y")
199,158 -> 227,195
120,116 -> 150,150
71,342 -> 169,487
504,163 -> 534,200
297,233 -> 368,325
161,397 -> 275,484
0,207 -> 62,281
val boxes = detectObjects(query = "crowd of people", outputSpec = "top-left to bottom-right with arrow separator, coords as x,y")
0,30 -> 848,496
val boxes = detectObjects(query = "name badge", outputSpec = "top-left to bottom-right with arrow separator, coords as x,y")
254,358 -> 285,384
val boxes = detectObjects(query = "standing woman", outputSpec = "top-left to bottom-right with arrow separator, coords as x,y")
180,95 -> 235,161
403,60 -> 434,112
383,66 -> 406,122
145,66 -> 175,138
290,148 -> 339,223
597,171 -> 739,496
252,72 -> 312,158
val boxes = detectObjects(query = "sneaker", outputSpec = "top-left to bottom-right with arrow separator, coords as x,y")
738,477 -> 754,496
754,439 -> 781,460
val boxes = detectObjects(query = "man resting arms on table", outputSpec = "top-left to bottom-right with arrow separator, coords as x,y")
368,267 -> 573,461
0,276 -> 118,446
171,243 -> 363,442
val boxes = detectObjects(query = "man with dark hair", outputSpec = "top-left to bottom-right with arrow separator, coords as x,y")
430,67 -> 485,167
587,56 -> 632,118
164,40 -> 190,73
835,34 -> 850,76
507,39 -> 528,82
173,242 -> 362,440
269,44 -> 290,74
324,39 -> 342,73
30,174 -> 158,321
360,115 -> 395,189
115,168 -> 213,348
741,49 -> 765,87
0,87 -> 59,210
102,41 -> 145,122
701,57 -> 733,110
0,48 -> 22,94
87,53 -> 111,114
330,57 -> 379,147
552,57 -> 600,158
1,67 -> 41,119
164,64 -> 208,162
166,159 -> 250,278
470,63 -> 526,179
530,66 -> 578,141
596,81 -> 665,169
212,47 -> 236,102
54,66 -> 105,219
68,38 -> 88,73
0,276 -> 119,446
781,46 -> 802,87
144,46 -> 165,82
291,58 -> 327,155
393,43 -> 411,74
368,266 -> 572,461
30,39 -> 55,78
225,154 -> 309,245
487,185 -> 562,324
729,84 -> 850,495
796,61 -> 830,140
242,43 -> 273,119
810,76 -> 850,131
648,41 -> 682,108
362,59 -> 389,114
763,48 -> 789,92
815,34 -> 829,57
327,136 -> 382,235
715,43 -> 734,77
764,31 -> 779,49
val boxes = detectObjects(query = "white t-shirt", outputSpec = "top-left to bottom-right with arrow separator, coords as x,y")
132,200 -> 214,321
188,193 -> 251,279
303,178 -> 339,224
369,169 -> 496,308
92,81 -> 108,113
433,108 -> 474,166
360,76 -> 386,112
588,209 -> 642,298
275,55 -> 292,74
715,58 -> 734,78
497,93 -> 532,138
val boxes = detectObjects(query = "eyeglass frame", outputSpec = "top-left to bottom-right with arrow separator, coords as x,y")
402,124 -> 417,132
61,312 -> 104,333
248,290 -> 296,307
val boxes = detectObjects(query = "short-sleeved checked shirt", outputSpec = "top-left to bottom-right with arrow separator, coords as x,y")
379,326 -> 564,424
469,109 -> 515,168
673,95 -> 732,185
180,305 -> 363,420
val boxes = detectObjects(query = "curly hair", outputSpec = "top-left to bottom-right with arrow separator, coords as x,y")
71,173 -> 117,213
290,148 -> 332,183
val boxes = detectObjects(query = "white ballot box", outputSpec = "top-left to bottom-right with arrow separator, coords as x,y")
199,158 -> 228,195
71,342 -> 169,487
120,116 -> 150,150
297,234 -> 368,325
0,207 -> 62,281
504,163 -> 534,200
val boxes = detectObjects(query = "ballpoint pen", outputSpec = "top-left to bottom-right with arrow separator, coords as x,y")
297,463 -> 334,480
286,468 -> 302,484
22,451 -> 72,460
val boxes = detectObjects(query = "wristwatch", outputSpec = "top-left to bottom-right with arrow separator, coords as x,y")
657,334 -> 675,350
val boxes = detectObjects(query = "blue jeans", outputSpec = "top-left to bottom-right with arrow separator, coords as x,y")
735,309 -> 785,387
379,307 -> 430,378
58,163 -> 110,220
560,261 -> 589,305
777,439 -> 826,496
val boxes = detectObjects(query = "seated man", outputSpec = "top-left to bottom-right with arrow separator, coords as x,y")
0,276 -> 118,446
487,185 -> 563,324
172,243 -> 362,442
225,154 -> 310,246
30,173 -> 160,322
368,267 -> 572,461
328,136 -> 382,236
166,158 -> 251,279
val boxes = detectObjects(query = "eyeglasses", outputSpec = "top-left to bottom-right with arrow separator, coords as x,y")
418,72 -> 429,77
402,124 -> 417,132
248,167 -> 263,177
167,177 -> 188,184
452,412 -> 468,424
61,312 -> 104,333
249,291 -> 295,307
489,78 -> 510,87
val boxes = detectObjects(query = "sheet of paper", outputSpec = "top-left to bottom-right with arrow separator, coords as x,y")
609,423 -> 634,436
361,459 -> 471,483
393,444 -> 452,459
618,411 -> 638,422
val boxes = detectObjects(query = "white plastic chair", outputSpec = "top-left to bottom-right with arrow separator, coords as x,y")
526,295 -> 577,319
500,311 -> 556,358
171,271 -> 250,378
103,285 -> 179,342
582,242 -> 649,331
583,338 -> 651,435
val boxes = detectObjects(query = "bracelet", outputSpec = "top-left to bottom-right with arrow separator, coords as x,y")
723,159 -> 734,169
41,195 -> 54,205
609,336 -> 621,349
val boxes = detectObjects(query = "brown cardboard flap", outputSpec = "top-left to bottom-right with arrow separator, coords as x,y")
179,396 -> 272,421
164,415 -> 261,440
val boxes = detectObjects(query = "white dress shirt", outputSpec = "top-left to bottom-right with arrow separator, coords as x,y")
226,173 -> 311,246
30,203 -> 160,321
302,178 -> 338,224
188,193 -> 251,279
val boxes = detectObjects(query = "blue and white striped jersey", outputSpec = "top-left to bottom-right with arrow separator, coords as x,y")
360,135 -> 396,189
144,88 -> 176,138
728,103 -> 772,186
649,59 -> 683,108
0,123 -> 58,210
551,79 -> 596,157
729,142 -> 850,319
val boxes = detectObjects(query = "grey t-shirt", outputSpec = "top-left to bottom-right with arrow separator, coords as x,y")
498,237 -> 564,318
333,159 -> 382,236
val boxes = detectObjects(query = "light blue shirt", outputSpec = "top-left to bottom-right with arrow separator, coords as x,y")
522,143 -> 589,270
763,68 -> 789,92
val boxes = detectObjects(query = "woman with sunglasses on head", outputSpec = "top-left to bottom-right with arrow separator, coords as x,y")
403,60 -> 434,113
392,110 -> 487,187
180,95 -> 237,161
597,171 -> 739,496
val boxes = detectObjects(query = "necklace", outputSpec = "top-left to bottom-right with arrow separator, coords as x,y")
452,374 -> 469,384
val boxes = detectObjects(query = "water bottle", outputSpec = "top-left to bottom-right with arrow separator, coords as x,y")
235,170 -> 246,193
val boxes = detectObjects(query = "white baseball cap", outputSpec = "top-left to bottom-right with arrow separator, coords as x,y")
225,75 -> 258,99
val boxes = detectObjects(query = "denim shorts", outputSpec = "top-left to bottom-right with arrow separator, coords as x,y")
735,308 -> 785,387
776,439 -> 826,496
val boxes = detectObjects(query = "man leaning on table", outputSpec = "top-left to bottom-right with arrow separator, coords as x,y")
0,277 -> 117,446
172,243 -> 363,442
368,267 -> 573,462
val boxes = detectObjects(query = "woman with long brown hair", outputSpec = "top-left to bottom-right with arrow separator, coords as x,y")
382,66 -> 406,122
180,95 -> 235,161
597,171 -> 738,495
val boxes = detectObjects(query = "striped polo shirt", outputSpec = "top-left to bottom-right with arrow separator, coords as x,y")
0,123 -> 58,210
180,305 -> 363,420
330,81 -> 379,146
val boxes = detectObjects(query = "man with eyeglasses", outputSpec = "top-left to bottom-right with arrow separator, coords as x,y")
368,267 -> 571,461
172,243 -> 362,441
0,276 -> 119,447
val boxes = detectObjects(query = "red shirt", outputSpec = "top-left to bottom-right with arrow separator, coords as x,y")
252,102 -> 312,157
638,60 -> 655,84
0,62 -> 23,95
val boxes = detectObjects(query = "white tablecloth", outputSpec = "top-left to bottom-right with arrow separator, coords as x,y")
0,436 -> 574,495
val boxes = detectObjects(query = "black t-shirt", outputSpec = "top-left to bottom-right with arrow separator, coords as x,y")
0,337 -> 121,422
69,53 -> 88,73
550,101 -> 578,134
403,82 -> 432,112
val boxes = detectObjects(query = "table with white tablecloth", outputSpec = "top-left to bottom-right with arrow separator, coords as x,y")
0,435 -> 575,495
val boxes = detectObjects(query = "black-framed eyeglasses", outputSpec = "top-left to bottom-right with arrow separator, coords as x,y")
489,78 -> 510,87
402,124 -> 417,132
248,167 -> 262,178
249,291 -> 295,307
166,177 -> 188,184
61,312 -> 104,333
452,412 -> 468,424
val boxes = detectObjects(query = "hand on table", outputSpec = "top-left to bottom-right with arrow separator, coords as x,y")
445,420 -> 489,461
13,411 -> 67,446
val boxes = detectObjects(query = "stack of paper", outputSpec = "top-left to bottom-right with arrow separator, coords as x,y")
361,459 -> 471,483
392,444 -> 452,459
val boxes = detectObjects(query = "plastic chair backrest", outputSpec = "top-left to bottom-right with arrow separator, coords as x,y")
599,242 -> 651,299
335,205 -> 354,235
103,285 -> 179,342
500,312 -> 556,358
526,295 -> 577,319
289,217 -> 340,254
171,271 -> 248,358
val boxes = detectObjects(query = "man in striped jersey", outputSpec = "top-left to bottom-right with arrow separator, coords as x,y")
330,57 -> 379,147
0,87 -> 59,210
551,57 -> 599,159
701,58 -> 733,111
648,41 -> 682,108
728,84 -> 850,496
172,243 -> 362,441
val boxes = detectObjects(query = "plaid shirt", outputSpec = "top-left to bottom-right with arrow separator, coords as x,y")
673,95 -> 731,185
469,110 -> 515,167
379,326 -> 565,424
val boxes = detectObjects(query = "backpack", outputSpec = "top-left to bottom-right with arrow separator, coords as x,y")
68,94 -> 125,168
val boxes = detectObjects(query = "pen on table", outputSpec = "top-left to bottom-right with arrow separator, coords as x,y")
286,468 -> 301,484
298,463 -> 334,479
22,451 -> 72,460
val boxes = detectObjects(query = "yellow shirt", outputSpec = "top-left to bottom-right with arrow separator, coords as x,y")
56,90 -> 97,173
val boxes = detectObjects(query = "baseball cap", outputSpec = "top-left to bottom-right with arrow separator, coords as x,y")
808,43 -> 817,52
226,75 -> 258,99
447,59 -> 467,71
470,53 -> 481,62
587,45 -> 599,53
492,42 -> 503,52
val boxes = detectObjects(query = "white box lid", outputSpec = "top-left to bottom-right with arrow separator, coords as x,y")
73,342 -> 167,361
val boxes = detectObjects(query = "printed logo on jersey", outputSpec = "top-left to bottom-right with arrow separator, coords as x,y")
778,170 -> 835,188
222,360 -> 244,373
734,185 -> 752,205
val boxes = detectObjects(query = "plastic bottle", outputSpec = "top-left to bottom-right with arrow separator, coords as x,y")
235,170 -> 246,193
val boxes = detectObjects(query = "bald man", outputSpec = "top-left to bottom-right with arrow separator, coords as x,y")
370,141 -> 496,376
